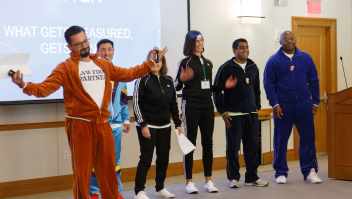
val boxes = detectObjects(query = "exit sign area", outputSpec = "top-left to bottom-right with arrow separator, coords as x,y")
308,1 -> 321,14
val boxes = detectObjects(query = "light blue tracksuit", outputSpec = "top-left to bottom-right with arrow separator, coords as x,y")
89,81 -> 130,194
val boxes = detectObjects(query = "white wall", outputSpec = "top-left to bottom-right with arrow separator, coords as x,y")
190,0 -> 352,151
1,0 -> 351,183
190,0 -> 352,108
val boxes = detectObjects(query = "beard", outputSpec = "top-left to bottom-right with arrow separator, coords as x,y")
80,46 -> 90,58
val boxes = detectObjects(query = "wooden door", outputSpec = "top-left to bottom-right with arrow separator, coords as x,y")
292,17 -> 337,159
295,26 -> 328,154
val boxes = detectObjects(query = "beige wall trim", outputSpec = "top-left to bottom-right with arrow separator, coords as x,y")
0,122 -> 65,132
0,109 -> 272,132
0,175 -> 73,199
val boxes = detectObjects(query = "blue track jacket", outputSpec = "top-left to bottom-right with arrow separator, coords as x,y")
263,47 -> 320,107
108,81 -> 130,125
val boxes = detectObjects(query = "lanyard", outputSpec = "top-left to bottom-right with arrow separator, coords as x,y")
201,58 -> 206,80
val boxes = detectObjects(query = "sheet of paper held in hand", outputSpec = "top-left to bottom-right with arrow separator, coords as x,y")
0,53 -> 31,79
175,129 -> 195,155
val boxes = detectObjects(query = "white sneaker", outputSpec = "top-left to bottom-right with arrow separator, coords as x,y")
134,191 -> 150,199
156,188 -> 175,198
276,175 -> 287,184
306,168 -> 322,183
186,182 -> 198,194
244,178 -> 269,187
229,179 -> 240,188
204,180 -> 218,193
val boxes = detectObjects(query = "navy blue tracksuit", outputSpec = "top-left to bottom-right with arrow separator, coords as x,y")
264,47 -> 320,180
214,58 -> 261,182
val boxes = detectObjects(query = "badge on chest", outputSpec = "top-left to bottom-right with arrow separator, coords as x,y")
201,80 -> 210,89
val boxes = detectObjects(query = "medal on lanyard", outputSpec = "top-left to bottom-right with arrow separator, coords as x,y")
246,78 -> 249,84
201,58 -> 210,89
290,65 -> 294,71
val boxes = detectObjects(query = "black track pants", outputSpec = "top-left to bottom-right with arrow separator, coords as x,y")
181,99 -> 214,179
134,126 -> 171,194
226,114 -> 260,182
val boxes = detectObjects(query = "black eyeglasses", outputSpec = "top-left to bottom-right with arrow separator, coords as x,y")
72,38 -> 90,48
283,38 -> 295,42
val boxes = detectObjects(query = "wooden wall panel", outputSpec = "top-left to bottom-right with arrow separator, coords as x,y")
334,113 -> 352,167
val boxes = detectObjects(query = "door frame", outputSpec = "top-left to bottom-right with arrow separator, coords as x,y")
292,16 -> 337,160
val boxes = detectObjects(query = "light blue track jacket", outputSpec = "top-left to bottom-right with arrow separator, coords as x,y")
108,81 -> 130,126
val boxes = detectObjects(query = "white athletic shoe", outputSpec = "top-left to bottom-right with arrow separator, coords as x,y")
229,179 -> 240,188
306,168 -> 322,183
134,191 -> 150,199
156,188 -> 175,198
186,182 -> 198,194
276,175 -> 287,184
204,180 -> 218,193
244,178 -> 269,187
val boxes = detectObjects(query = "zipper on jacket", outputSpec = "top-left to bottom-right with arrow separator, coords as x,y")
96,110 -> 101,123
158,77 -> 164,94
244,65 -> 249,111
110,88 -> 114,120
158,76 -> 165,125
233,62 -> 252,112
290,58 -> 297,99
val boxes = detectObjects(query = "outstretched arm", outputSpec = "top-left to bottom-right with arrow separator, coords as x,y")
13,65 -> 63,98
110,47 -> 168,82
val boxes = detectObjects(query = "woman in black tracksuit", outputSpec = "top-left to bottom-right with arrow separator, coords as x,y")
133,51 -> 182,199
174,30 -> 220,194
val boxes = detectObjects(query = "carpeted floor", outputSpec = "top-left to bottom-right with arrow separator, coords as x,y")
6,156 -> 352,199
121,163 -> 352,199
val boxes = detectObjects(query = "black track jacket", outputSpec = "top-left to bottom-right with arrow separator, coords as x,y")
133,72 -> 181,128
213,58 -> 261,115
174,54 -> 213,102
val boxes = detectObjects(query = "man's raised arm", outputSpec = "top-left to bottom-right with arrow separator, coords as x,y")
110,47 -> 168,82
12,66 -> 63,98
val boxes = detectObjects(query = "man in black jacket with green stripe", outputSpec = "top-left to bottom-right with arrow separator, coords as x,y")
213,38 -> 268,188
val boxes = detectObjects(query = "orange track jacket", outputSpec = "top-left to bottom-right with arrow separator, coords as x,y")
23,52 -> 153,123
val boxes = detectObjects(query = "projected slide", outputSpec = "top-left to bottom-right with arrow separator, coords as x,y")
0,0 -> 161,103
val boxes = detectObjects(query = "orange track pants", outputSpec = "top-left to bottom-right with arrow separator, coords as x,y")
66,118 -> 119,199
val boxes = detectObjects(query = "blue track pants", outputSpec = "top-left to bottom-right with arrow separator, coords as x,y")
273,98 -> 318,180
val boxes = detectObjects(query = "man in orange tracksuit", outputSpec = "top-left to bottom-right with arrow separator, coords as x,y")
11,26 -> 168,199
